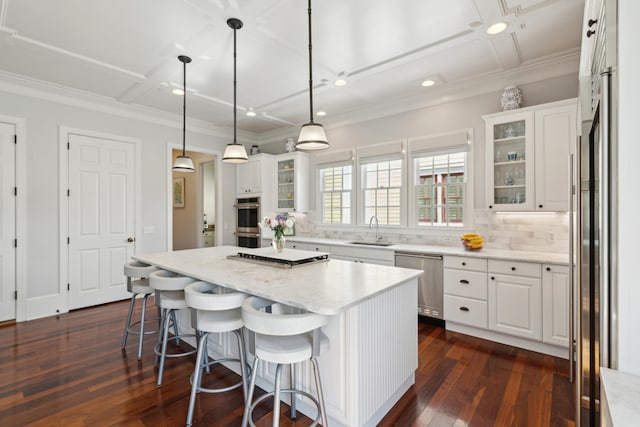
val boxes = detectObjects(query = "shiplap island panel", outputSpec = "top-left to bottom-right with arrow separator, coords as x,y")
134,246 -> 421,427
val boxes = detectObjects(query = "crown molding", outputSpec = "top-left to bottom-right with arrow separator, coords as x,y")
0,70 -> 259,143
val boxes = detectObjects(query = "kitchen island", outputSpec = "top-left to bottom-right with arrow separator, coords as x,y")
134,246 -> 421,427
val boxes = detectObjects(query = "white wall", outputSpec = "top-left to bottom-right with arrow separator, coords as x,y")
616,0 -> 640,375
0,85 -> 238,319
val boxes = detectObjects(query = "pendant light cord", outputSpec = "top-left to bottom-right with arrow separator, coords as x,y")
233,25 -> 238,144
182,59 -> 187,156
307,0 -> 314,123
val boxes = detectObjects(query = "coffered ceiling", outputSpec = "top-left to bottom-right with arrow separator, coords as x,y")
0,0 -> 584,137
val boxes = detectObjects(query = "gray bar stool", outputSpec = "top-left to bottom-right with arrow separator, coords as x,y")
184,281 -> 250,426
148,269 -> 198,387
241,296 -> 329,427
122,261 -> 160,359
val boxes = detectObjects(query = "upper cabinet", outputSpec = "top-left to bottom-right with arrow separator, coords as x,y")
276,152 -> 309,212
484,99 -> 577,212
236,153 -> 275,195
485,111 -> 535,211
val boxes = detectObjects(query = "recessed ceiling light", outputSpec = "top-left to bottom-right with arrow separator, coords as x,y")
317,110 -> 326,117
199,54 -> 210,61
174,42 -> 185,51
172,88 -> 184,95
246,109 -> 256,117
421,80 -> 435,87
334,79 -> 347,87
486,22 -> 508,35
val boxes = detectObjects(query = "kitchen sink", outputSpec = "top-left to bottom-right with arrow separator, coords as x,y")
348,240 -> 395,247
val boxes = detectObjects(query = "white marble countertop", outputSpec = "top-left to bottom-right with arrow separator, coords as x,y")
601,367 -> 640,426
133,246 -> 421,316
281,236 -> 569,265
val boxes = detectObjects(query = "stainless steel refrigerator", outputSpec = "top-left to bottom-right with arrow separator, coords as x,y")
575,58 -> 618,427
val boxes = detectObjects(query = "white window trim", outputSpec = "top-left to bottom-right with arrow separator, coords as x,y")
407,129 -> 474,230
317,159 -> 355,226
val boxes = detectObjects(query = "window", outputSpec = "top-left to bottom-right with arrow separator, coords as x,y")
413,151 -> 466,227
319,163 -> 352,224
362,159 -> 402,225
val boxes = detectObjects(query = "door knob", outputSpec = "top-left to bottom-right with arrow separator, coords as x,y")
127,237 -> 135,242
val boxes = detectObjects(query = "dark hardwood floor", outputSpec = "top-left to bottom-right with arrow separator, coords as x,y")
0,300 -> 574,426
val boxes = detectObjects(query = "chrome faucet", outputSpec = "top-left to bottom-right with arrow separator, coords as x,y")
369,215 -> 382,241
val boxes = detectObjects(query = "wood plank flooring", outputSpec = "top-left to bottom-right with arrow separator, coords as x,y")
0,300 -> 575,426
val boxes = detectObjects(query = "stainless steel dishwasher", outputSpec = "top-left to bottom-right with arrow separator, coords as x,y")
394,251 -> 444,321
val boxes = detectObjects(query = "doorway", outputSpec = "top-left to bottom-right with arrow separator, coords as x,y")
171,149 -> 216,250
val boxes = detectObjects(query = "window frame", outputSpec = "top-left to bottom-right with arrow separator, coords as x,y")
317,160 -> 355,226
358,153 -> 406,228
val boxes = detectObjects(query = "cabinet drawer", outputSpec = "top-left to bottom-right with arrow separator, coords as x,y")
443,255 -> 487,272
331,245 -> 394,263
488,259 -> 541,278
444,269 -> 487,300
286,241 -> 309,250
444,295 -> 487,328
307,243 -> 331,253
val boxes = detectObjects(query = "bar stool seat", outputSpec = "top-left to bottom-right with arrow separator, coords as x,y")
122,261 -> 160,359
241,296 -> 330,427
184,281 -> 250,427
149,269 -> 198,387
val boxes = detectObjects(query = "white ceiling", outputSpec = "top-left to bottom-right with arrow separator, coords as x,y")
0,0 -> 584,137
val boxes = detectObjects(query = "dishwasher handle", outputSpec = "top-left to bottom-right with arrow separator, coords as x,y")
394,252 -> 443,260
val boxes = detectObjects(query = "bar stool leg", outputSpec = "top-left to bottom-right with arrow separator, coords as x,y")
154,308 -> 167,366
137,294 -> 149,359
122,293 -> 136,348
311,358 -> 328,427
169,310 -> 180,345
186,332 -> 209,426
157,308 -> 173,387
273,363 -> 283,427
235,329 -> 248,402
290,364 -> 297,419
241,357 -> 260,427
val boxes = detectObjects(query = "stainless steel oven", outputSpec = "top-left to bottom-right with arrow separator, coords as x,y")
235,197 -> 261,248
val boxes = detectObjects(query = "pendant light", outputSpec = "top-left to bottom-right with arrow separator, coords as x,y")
172,55 -> 196,172
296,0 -> 329,151
222,18 -> 249,164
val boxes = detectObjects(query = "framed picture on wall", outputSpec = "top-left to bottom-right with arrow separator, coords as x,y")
173,177 -> 185,208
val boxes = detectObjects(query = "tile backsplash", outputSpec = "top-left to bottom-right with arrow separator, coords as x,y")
293,210 -> 569,254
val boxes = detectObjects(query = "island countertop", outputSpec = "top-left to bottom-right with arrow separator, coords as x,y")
133,245 -> 421,316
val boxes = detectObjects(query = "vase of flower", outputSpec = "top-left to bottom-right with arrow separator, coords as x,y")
272,236 -> 285,253
260,214 -> 295,254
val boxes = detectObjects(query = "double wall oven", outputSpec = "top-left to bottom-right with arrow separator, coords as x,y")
235,197 -> 261,248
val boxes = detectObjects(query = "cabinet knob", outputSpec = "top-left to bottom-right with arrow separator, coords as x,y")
489,205 -> 493,209
462,262 -> 466,266
491,276 -> 495,280
538,204 -> 543,208
511,267 -> 516,271
459,307 -> 470,312
546,267 -> 551,271
586,29 -> 596,38
588,18 -> 598,27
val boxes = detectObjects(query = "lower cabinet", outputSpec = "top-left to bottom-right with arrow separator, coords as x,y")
444,255 -> 568,357
542,264 -> 570,347
330,245 -> 395,266
488,272 -> 542,341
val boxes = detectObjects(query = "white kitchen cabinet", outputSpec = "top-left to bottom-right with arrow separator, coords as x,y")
285,240 -> 309,250
488,260 -> 542,340
484,111 -> 535,211
542,264 -> 570,348
484,99 -> 577,212
203,230 -> 214,247
236,154 -> 274,195
443,255 -> 488,328
276,152 -> 309,212
534,102 -> 577,211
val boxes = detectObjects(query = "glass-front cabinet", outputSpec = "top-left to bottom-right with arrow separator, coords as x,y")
276,152 -> 309,212
484,111 -> 535,211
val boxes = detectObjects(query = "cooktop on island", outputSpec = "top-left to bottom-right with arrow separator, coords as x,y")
229,246 -> 330,268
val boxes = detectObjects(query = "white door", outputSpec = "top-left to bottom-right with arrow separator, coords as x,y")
0,122 -> 16,321
68,133 -> 135,309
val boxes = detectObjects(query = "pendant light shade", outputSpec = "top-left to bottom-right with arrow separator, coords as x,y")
222,18 -> 249,164
296,0 -> 329,151
172,55 -> 196,173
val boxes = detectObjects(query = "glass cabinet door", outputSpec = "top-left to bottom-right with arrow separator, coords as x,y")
486,112 -> 534,210
277,158 -> 295,210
